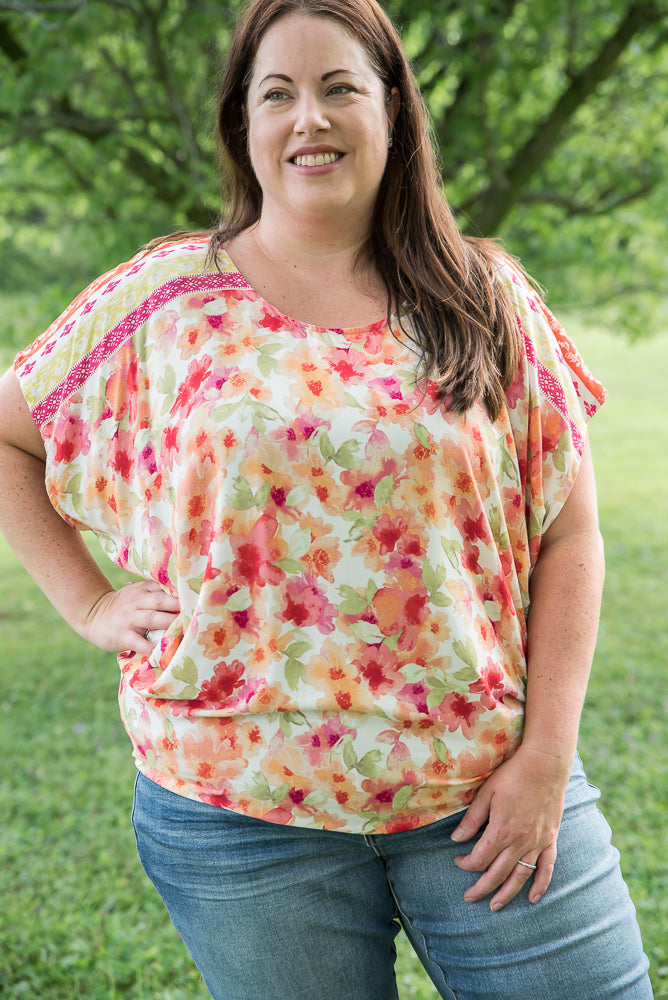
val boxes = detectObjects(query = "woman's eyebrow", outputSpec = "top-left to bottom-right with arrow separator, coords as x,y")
258,69 -> 362,87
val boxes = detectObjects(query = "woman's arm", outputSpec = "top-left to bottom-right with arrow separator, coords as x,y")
450,436 -> 605,909
0,368 -> 179,655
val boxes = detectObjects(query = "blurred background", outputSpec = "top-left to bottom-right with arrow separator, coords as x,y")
1,0 -> 668,340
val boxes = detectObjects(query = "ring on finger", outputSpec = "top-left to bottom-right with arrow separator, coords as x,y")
517,859 -> 537,871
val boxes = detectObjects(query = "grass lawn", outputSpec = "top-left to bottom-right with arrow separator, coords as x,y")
0,320 -> 666,999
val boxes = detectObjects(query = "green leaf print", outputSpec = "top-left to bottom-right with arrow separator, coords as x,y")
426,686 -> 448,710
257,352 -> 278,378
355,750 -> 384,778
414,422 -> 431,447
392,784 -> 413,810
254,481 -> 271,508
452,637 -> 478,670
500,449 -> 520,484
452,665 -> 479,682
422,560 -> 446,594
382,631 -> 402,651
171,657 -> 199,686
271,783 -> 290,804
342,736 -> 358,771
337,585 -> 368,616
156,366 -> 176,396
225,587 -> 252,611
285,640 -> 311,660
365,579 -> 379,603
333,439 -> 361,469
284,657 -> 306,690
432,737 -> 449,763
287,527 -> 311,559
230,476 -> 255,510
349,621 -> 384,644
441,537 -> 462,571
285,486 -> 310,509
319,430 -> 336,463
304,789 -> 329,807
553,432 -> 569,473
273,558 -> 304,574
374,474 -> 394,506
249,771 -> 272,800
429,591 -> 453,607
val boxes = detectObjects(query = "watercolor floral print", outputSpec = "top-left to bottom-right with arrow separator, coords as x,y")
16,237 -> 605,833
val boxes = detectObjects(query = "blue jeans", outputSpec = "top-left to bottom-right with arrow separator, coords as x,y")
131,755 -> 652,1000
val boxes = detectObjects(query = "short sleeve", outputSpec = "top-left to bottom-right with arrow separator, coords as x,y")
499,263 -> 607,565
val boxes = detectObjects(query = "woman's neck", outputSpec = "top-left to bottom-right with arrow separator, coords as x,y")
251,207 -> 371,274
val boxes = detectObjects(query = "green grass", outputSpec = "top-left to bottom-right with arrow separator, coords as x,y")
0,321 -> 666,998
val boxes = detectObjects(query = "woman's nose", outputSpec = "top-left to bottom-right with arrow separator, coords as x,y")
293,94 -> 330,136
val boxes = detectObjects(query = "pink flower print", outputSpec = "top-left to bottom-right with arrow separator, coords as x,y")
369,374 -> 405,400
372,513 -> 407,555
271,412 -> 331,462
340,459 -> 400,515
397,681 -> 430,715
258,308 -> 284,332
434,691 -> 484,739
230,514 -> 286,591
294,717 -> 355,767
469,660 -> 511,711
352,644 -> 401,694
280,574 -> 337,634
172,356 -> 213,416
109,427 -> 135,480
199,659 -> 246,705
52,411 -> 91,464
329,348 -> 367,382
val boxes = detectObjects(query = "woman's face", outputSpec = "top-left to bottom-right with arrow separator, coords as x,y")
245,12 -> 399,233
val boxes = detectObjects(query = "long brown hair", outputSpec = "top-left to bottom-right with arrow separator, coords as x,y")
210,0 -> 522,419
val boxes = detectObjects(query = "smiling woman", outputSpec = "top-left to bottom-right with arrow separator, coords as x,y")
0,0 -> 653,998
241,13 -> 399,240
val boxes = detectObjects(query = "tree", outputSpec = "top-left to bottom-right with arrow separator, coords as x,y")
1,0 -> 667,335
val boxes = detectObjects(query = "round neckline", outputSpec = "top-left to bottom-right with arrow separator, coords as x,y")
217,246 -> 393,341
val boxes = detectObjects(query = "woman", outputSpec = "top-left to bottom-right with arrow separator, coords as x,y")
0,1 -> 652,997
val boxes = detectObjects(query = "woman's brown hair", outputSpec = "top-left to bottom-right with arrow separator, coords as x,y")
210,0 -> 522,419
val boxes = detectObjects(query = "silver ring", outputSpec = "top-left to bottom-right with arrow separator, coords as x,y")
517,859 -> 537,871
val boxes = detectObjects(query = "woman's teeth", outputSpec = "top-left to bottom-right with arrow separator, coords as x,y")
293,152 -> 342,167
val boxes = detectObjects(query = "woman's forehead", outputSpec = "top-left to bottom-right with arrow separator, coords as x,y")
249,13 -> 379,85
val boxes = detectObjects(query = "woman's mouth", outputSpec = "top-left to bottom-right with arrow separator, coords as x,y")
291,152 -> 343,167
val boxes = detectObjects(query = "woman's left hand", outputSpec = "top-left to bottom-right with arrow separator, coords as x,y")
450,744 -> 572,910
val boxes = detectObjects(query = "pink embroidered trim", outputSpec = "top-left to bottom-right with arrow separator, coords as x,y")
32,271 -> 251,428
520,323 -> 585,455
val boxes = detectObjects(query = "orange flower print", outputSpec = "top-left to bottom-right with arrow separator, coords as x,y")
372,584 -> 429,651
301,515 -> 342,583
283,344 -> 345,410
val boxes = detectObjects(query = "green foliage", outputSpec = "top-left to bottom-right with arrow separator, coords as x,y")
1,1 -> 667,337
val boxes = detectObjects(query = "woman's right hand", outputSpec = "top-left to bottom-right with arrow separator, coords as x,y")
82,580 -> 181,655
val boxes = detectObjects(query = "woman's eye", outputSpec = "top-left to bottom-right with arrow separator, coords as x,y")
328,85 -> 353,96
264,90 -> 289,102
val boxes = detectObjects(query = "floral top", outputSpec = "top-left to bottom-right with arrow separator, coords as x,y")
15,236 -> 606,834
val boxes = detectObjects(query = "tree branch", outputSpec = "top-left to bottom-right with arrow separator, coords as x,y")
520,179 -> 657,218
461,1 -> 661,234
